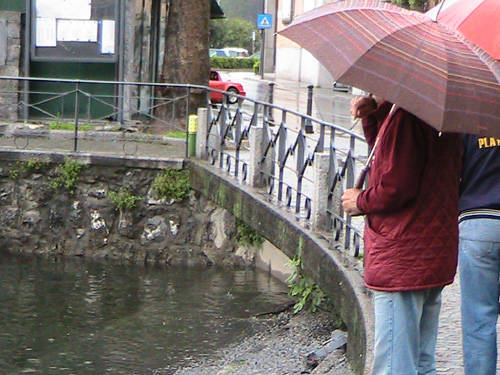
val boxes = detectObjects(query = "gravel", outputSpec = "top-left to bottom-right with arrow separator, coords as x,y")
172,308 -> 354,375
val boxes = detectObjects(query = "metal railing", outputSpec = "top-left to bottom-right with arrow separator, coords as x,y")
0,75 -> 367,257
203,83 -> 368,257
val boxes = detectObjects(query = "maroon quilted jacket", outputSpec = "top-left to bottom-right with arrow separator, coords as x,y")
356,102 -> 462,291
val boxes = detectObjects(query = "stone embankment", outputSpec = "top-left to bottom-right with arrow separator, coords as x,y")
0,156 -> 254,267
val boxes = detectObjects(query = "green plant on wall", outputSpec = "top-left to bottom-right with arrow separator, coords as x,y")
49,158 -> 84,194
21,157 -> 50,173
108,188 -> 142,212
286,254 -> 325,313
235,219 -> 264,247
9,167 -> 19,180
151,169 -> 191,201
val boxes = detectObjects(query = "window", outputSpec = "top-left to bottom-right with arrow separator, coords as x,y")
281,0 -> 294,25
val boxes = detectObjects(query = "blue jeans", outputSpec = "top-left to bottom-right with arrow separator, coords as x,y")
459,218 -> 500,375
373,287 -> 443,375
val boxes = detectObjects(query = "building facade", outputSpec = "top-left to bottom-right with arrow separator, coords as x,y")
274,0 -> 336,88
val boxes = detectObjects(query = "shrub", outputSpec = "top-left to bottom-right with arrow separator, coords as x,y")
235,219 -> 264,247
286,255 -> 325,313
49,159 -> 84,194
9,168 -> 19,180
151,169 -> 191,201
253,60 -> 260,75
109,188 -> 142,211
210,57 -> 258,70
22,158 -> 50,173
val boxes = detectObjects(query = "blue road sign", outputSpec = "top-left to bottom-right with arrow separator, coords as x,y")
257,14 -> 272,29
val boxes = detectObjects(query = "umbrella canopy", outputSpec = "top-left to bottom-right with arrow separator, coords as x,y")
427,0 -> 500,60
279,0 -> 500,137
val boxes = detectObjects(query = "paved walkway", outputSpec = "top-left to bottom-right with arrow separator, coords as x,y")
438,272 -> 500,374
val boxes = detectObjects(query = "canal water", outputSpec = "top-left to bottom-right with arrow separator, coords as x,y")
0,253 -> 292,375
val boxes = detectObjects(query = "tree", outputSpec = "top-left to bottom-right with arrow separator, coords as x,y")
158,0 -> 210,128
390,0 -> 441,11
218,0 -> 261,23
210,18 -> 260,53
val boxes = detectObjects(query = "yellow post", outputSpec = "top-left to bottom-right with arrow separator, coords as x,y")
188,114 -> 198,157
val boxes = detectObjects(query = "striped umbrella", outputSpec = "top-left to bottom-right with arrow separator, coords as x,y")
280,0 -> 500,137
427,0 -> 500,60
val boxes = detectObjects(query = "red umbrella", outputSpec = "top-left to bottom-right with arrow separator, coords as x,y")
279,0 -> 500,137
427,0 -> 500,60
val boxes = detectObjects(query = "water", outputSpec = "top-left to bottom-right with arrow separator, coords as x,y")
0,253 -> 292,375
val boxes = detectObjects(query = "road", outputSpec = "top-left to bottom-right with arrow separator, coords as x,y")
221,70 -> 356,132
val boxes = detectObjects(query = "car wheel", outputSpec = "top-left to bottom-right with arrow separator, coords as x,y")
226,87 -> 239,104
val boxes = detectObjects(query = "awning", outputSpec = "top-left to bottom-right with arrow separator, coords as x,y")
211,0 -> 225,19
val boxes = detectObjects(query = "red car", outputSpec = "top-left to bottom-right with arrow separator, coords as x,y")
209,70 -> 246,104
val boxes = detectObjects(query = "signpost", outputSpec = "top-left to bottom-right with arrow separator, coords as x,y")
257,13 -> 272,79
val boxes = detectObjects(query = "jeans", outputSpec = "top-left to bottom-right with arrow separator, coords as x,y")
459,218 -> 500,375
372,287 -> 443,375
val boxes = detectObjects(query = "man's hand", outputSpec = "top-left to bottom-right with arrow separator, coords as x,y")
350,95 -> 377,119
341,188 -> 364,216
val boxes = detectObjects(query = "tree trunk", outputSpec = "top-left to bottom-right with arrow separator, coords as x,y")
157,0 -> 210,130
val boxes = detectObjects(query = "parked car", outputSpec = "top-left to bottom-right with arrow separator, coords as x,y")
209,70 -> 246,104
222,47 -> 248,58
209,48 -> 229,57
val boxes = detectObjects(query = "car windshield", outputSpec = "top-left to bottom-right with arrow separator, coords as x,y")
210,71 -> 219,80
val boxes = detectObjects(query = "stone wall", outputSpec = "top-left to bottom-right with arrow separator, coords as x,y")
0,11 -> 21,121
0,155 -> 255,267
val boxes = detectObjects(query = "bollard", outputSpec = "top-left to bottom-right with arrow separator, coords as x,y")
188,114 -> 198,157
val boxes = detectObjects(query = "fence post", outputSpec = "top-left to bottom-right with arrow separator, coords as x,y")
73,81 -> 80,152
248,125 -> 265,187
267,82 -> 275,123
311,152 -> 330,231
196,107 -> 208,159
305,84 -> 314,134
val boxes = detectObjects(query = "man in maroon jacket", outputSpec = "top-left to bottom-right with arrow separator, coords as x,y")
342,95 -> 462,375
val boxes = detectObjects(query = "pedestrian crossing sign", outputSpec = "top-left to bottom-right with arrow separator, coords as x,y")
257,14 -> 272,29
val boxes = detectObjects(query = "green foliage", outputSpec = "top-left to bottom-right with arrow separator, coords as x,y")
210,57 -> 258,70
218,0 -> 261,23
253,60 -> 260,75
108,188 -> 142,211
164,131 -> 186,139
235,219 -> 264,247
21,158 -> 49,173
390,0 -> 436,10
151,169 -> 191,202
9,168 -> 19,180
49,159 -> 84,194
49,122 -> 93,131
210,18 -> 259,53
286,255 -> 325,313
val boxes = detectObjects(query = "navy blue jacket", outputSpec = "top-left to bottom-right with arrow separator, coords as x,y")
459,134 -> 500,213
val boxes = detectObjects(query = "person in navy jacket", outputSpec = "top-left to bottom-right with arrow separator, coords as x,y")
458,134 -> 500,375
